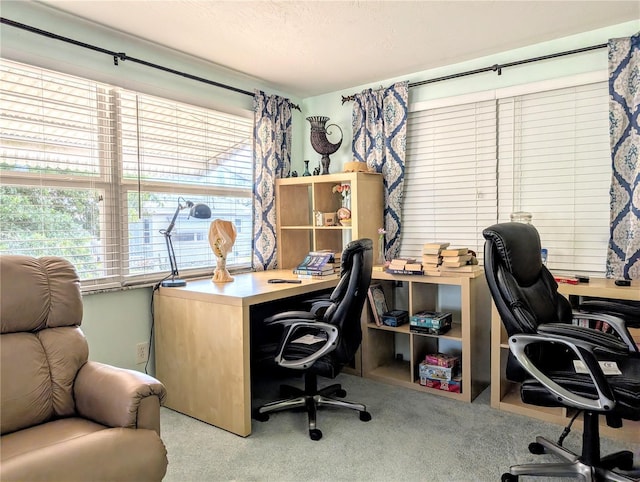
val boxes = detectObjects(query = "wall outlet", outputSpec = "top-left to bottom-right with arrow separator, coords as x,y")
136,342 -> 149,364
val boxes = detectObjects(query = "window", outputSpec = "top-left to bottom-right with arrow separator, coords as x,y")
403,99 -> 497,263
0,59 -> 253,290
402,76 -> 611,274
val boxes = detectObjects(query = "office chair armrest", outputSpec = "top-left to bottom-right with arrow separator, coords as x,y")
509,331 -> 618,412
571,310 -> 638,352
309,299 -> 334,317
539,322 -> 631,355
264,311 -> 316,325
274,320 -> 339,370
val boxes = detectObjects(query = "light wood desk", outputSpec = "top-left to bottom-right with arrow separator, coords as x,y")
153,270 -> 339,437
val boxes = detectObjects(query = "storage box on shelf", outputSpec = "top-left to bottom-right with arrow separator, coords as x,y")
490,277 -> 640,443
275,172 -> 383,270
361,270 -> 491,403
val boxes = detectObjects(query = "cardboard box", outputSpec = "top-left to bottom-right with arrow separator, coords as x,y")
418,361 -> 459,381
424,353 -> 459,368
381,310 -> 409,327
420,376 -> 462,393
409,311 -> 452,335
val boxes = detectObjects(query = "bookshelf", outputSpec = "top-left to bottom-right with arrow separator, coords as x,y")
490,277 -> 640,443
361,269 -> 491,403
275,172 -> 383,270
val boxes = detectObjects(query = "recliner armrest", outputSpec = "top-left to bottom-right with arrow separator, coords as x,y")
74,361 -> 167,434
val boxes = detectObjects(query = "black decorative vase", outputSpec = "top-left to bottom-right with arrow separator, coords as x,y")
307,116 -> 343,175
302,160 -> 311,176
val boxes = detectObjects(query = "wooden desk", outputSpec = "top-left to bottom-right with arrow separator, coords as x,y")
153,270 -> 339,437
556,277 -> 639,301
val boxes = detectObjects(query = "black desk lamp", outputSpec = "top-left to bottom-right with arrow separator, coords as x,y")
160,197 -> 211,287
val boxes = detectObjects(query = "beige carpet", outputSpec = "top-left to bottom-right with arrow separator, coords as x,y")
159,373 -> 639,481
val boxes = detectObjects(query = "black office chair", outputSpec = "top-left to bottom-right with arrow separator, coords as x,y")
578,297 -> 640,334
253,238 -> 373,440
482,222 -> 640,482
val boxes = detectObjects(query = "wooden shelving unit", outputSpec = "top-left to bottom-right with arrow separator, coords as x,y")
275,172 -> 384,270
361,270 -> 492,403
490,278 -> 640,443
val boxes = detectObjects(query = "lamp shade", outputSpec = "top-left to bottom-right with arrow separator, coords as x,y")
190,203 -> 211,219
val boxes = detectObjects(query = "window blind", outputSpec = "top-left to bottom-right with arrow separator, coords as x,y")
497,82 -> 610,274
0,59 -> 253,290
402,100 -> 497,262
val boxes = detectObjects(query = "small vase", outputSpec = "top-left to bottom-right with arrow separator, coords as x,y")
376,238 -> 385,266
302,160 -> 311,177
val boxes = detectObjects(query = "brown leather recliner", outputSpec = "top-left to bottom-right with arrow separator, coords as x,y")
0,255 -> 169,481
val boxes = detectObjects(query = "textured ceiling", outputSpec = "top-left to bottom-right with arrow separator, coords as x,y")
34,1 -> 640,97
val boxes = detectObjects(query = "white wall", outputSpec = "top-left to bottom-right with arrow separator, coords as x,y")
299,20 -> 639,175
2,2 -> 638,371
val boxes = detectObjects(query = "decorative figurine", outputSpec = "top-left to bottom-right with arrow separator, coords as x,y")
208,219 -> 237,283
307,116 -> 343,175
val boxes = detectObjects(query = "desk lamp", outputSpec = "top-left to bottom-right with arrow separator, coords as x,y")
160,197 -> 211,287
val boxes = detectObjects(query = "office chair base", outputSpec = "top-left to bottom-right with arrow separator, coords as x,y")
502,435 -> 636,482
253,381 -> 372,440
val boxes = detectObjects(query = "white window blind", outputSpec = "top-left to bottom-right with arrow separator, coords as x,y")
497,82 -> 611,274
0,59 -> 253,290
402,100 -> 497,261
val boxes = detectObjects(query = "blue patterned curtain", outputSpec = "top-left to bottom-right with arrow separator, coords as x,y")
607,33 -> 640,280
352,81 -> 408,260
252,90 -> 292,270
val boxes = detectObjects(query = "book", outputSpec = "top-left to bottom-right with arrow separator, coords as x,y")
367,284 -> 388,326
388,257 -> 416,270
441,254 -> 471,264
296,253 -> 333,271
423,242 -> 450,250
423,242 -> 449,255
386,268 -> 424,276
296,272 -> 339,280
422,254 -> 442,265
405,262 -> 423,271
441,259 -> 469,268
293,266 -> 335,275
441,248 -> 469,257
439,265 -> 483,273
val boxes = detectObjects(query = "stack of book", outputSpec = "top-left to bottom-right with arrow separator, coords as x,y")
440,247 -> 479,273
440,247 -> 470,269
293,250 -> 339,278
386,257 -> 422,275
421,242 -> 449,275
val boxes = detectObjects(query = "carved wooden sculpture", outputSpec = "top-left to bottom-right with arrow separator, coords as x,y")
208,219 -> 237,283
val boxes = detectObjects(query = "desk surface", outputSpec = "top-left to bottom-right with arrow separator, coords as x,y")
556,277 -> 639,301
158,269 -> 340,306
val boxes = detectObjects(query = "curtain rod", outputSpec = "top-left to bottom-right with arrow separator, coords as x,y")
341,42 -> 608,104
0,17 -> 301,111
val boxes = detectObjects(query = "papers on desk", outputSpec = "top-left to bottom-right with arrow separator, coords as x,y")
573,360 -> 622,375
293,334 -> 326,345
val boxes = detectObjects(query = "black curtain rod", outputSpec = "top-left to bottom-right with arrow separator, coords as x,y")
0,17 -> 301,111
341,42 -> 608,104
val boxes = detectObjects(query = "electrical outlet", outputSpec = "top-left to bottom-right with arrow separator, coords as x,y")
136,342 -> 149,364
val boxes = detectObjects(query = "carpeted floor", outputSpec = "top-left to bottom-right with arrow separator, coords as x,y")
160,373 -> 639,481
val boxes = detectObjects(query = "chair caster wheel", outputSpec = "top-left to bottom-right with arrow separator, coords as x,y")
252,409 -> 269,422
309,429 -> 322,441
360,411 -> 372,422
501,473 -> 518,482
528,442 -> 545,455
335,389 -> 347,398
